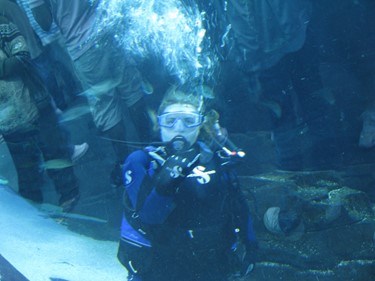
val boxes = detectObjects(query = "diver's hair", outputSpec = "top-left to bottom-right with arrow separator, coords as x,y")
158,84 -> 205,114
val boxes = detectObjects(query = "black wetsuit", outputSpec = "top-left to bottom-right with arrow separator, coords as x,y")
118,142 -> 256,281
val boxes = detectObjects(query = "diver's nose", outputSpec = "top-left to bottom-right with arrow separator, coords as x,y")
174,119 -> 185,132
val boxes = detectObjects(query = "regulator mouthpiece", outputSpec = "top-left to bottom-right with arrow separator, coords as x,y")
169,135 -> 189,152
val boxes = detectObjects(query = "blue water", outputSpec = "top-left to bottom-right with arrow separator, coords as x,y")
1,0 -> 375,280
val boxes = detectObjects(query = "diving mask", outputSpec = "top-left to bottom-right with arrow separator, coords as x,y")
158,111 -> 203,128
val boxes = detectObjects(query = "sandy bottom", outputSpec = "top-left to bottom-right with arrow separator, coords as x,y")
0,184 -> 127,281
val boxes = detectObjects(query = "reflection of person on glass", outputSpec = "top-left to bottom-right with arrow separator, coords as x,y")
0,14 -> 80,211
117,84 -> 257,281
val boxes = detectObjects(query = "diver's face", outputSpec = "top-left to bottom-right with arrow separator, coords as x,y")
159,104 -> 202,147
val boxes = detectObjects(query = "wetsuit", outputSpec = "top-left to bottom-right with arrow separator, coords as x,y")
117,142 -> 256,281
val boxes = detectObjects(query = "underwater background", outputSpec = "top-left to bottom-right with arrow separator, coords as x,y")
1,0 -> 375,280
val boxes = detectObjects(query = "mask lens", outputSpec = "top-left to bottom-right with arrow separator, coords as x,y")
164,115 -> 178,127
158,112 -> 202,128
183,115 -> 199,127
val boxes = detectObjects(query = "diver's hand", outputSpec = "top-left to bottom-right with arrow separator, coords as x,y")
154,149 -> 200,196
164,152 -> 200,178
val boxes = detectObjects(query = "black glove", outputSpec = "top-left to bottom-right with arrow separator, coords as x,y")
154,148 -> 200,196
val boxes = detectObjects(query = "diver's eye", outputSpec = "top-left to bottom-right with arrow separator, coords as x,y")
164,116 -> 178,127
183,116 -> 198,127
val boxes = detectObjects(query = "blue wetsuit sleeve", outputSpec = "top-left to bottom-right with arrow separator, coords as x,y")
123,149 -> 175,225
138,189 -> 175,224
122,150 -> 149,208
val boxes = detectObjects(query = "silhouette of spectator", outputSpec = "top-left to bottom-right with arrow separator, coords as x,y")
30,0 -> 151,187
15,0 -> 82,110
312,0 -> 375,152
0,14 -> 80,211
206,0 -> 350,170
1,0 -> 88,165
204,0 -> 317,170
204,0 -> 311,100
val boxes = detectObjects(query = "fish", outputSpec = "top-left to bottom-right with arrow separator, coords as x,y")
59,104 -> 91,123
309,87 -> 336,105
37,203 -> 108,224
0,105 -> 13,120
199,85 -> 215,99
260,100 -> 282,119
147,108 -> 159,133
0,176 -> 9,185
49,213 -> 108,224
78,78 -> 122,100
359,109 -> 375,148
42,159 -> 74,170
141,78 -> 154,95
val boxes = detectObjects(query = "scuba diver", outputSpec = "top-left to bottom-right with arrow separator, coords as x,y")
117,84 -> 257,281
